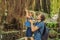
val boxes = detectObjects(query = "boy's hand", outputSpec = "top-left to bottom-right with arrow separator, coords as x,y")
25,8 -> 28,14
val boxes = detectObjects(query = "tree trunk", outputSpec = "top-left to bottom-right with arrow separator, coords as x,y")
0,0 -> 5,23
57,8 -> 60,28
34,0 -> 41,11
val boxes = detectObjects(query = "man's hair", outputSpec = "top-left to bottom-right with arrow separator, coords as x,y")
40,14 -> 45,21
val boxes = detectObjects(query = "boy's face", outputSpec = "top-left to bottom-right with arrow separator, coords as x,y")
29,12 -> 33,16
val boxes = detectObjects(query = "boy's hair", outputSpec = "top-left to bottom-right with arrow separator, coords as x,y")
28,11 -> 34,17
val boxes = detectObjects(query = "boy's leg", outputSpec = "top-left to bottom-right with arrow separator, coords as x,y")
25,37 -> 28,40
30,37 -> 34,40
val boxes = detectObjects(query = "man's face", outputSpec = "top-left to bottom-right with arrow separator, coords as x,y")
37,14 -> 41,20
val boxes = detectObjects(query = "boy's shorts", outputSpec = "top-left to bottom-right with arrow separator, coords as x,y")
26,27 -> 32,37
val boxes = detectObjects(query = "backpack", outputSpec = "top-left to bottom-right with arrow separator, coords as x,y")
38,23 -> 46,35
42,23 -> 46,36
38,23 -> 49,40
42,23 -> 49,40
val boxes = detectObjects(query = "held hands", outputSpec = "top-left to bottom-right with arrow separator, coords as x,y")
29,20 -> 34,23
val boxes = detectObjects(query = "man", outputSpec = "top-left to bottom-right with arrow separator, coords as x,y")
29,13 -> 45,40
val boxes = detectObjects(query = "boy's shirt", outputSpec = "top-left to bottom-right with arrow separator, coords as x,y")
25,16 -> 34,27
25,20 -> 31,27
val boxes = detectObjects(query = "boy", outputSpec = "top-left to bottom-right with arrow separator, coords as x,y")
25,9 -> 34,40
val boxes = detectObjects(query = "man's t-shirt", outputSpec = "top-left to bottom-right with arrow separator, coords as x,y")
34,21 -> 44,40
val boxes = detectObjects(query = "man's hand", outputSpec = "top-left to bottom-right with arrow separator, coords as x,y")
29,20 -> 34,23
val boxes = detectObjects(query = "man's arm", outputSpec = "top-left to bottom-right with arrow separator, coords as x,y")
30,22 -> 39,32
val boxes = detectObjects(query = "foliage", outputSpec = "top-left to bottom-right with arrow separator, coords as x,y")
0,0 -> 2,3
49,29 -> 57,38
50,0 -> 60,17
46,22 -> 57,28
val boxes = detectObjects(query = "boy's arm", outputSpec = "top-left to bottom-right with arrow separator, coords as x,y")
25,9 -> 29,18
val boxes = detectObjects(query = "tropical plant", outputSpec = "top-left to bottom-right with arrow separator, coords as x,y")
49,29 -> 57,38
46,22 -> 57,28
